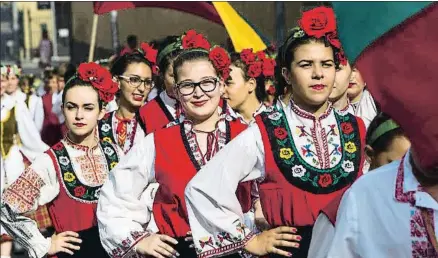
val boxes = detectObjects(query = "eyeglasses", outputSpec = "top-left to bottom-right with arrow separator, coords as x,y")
176,77 -> 219,96
118,75 -> 155,89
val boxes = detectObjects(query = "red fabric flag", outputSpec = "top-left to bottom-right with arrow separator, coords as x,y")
93,1 -> 223,25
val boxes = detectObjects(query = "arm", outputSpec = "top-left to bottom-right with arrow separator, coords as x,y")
32,95 -> 45,133
185,125 -> 265,257
15,101 -> 49,160
308,213 -> 335,258
0,154 -> 60,258
326,189 -> 359,258
97,134 -> 157,258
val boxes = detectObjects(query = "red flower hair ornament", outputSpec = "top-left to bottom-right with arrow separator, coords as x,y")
295,6 -> 347,65
239,48 -> 276,79
180,29 -> 231,81
119,42 -> 159,75
76,62 -> 118,103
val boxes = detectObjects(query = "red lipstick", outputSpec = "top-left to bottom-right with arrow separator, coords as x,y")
310,84 -> 326,91
192,100 -> 208,107
74,123 -> 86,127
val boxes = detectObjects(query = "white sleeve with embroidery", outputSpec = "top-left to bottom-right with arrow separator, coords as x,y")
31,95 -> 45,133
15,100 -> 49,161
185,125 -> 265,257
326,188 -> 359,258
308,213 -> 335,258
0,153 -> 60,258
97,133 -> 157,258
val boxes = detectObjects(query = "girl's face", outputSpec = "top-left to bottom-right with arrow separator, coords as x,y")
163,61 -> 176,98
175,59 -> 223,122
368,136 -> 411,170
63,86 -> 105,138
45,77 -> 59,93
6,74 -> 19,94
118,62 -> 152,109
347,67 -> 366,100
283,41 -> 336,107
1,75 -> 8,96
329,62 -> 352,102
223,64 -> 256,110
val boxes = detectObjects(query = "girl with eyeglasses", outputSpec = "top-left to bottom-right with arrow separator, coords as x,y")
97,30 -> 252,258
184,7 -> 366,258
98,43 -> 158,154
1,62 -> 120,258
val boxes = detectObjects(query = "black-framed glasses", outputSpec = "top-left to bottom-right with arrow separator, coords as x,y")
118,75 -> 155,89
176,77 -> 219,96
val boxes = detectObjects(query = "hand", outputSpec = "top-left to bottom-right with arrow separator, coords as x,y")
48,231 -> 82,256
185,231 -> 194,249
244,226 -> 301,257
135,233 -> 180,258
254,199 -> 270,231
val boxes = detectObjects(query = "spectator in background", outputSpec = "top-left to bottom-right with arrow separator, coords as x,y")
39,30 -> 53,69
119,34 -> 139,56
52,63 -> 76,135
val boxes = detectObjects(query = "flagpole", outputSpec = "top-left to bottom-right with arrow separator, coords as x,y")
88,14 -> 99,62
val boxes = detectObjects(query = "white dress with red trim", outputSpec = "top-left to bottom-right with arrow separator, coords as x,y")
0,136 -> 122,258
97,109 -> 252,258
185,99 -> 366,258
327,149 -> 438,257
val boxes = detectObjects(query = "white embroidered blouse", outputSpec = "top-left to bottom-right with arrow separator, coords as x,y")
12,90 -> 45,133
326,149 -> 437,257
0,136 -> 123,258
184,100 -> 364,257
97,111 -> 239,258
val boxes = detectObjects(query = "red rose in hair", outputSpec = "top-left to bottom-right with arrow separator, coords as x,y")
256,51 -> 267,61
73,186 -> 86,197
340,122 -> 354,135
262,58 -> 276,77
209,46 -> 231,74
299,6 -> 337,38
240,49 -> 255,64
182,30 -> 198,49
274,127 -> 288,140
318,174 -> 333,188
77,62 -> 101,82
194,34 -> 211,50
140,42 -> 158,64
326,31 -> 342,49
221,68 -> 231,81
337,51 -> 348,66
247,62 -> 262,78
91,67 -> 112,91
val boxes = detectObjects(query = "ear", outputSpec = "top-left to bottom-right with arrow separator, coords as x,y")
281,67 -> 291,85
97,106 -> 106,120
247,77 -> 257,93
365,145 -> 375,163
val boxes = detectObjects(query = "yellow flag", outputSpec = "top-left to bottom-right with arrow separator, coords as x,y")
212,2 -> 267,52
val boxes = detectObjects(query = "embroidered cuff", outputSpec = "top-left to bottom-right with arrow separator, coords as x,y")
110,230 -> 151,258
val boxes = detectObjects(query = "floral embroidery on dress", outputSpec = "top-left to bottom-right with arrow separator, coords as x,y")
196,221 -> 256,258
52,140 -> 119,203
259,105 -> 362,194
2,168 -> 45,213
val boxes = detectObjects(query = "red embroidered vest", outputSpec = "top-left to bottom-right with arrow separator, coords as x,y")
153,119 -> 251,238
255,109 -> 366,227
46,141 -> 119,233
41,93 -> 63,147
138,97 -> 174,135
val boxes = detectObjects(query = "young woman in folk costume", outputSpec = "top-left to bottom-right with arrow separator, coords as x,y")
185,6 -> 367,258
347,67 -> 378,129
6,65 -> 45,133
1,65 -> 49,258
136,36 -> 184,135
97,30 -> 252,258
137,33 -> 236,135
0,62 -> 121,258
329,61 -> 354,115
98,42 -> 158,154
